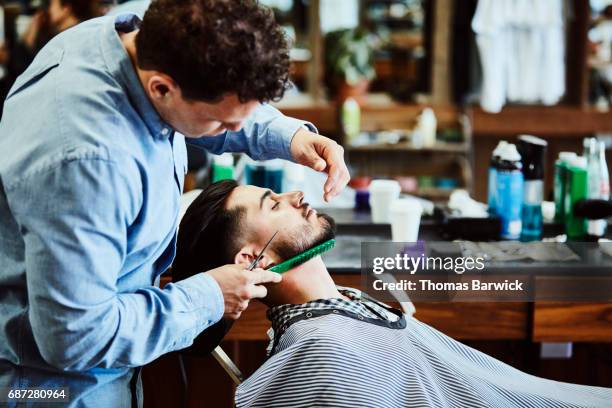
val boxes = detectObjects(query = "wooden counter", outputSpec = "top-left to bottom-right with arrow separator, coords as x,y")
224,274 -> 531,341
534,302 -> 612,342
160,275 -> 612,342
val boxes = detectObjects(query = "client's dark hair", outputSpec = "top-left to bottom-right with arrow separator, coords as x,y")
173,180 -> 245,282
136,0 -> 291,103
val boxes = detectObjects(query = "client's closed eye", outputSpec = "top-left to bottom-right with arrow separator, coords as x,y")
272,202 -> 280,210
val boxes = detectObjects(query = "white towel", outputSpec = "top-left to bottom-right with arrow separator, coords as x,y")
472,0 -> 565,112
472,0 -> 507,113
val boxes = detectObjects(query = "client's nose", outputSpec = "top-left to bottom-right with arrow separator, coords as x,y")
287,191 -> 304,208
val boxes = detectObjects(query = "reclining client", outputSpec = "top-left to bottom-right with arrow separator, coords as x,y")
173,180 -> 612,408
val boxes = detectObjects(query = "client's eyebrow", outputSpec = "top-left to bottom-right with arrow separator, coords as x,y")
259,190 -> 272,209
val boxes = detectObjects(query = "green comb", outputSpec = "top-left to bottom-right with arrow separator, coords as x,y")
269,239 -> 336,274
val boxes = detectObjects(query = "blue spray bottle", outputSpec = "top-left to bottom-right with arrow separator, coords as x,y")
487,141 -> 507,216
497,144 -> 524,240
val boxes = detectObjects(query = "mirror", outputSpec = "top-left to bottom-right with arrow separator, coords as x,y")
261,0 -> 430,101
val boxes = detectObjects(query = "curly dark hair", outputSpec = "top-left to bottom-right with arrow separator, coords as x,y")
136,0 -> 291,103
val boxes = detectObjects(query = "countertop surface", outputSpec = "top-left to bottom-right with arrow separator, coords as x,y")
318,208 -> 612,278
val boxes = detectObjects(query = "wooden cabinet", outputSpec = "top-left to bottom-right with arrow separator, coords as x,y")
158,275 -> 612,344
534,302 -> 612,342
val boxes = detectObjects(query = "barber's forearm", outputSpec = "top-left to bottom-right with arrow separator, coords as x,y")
231,103 -> 318,161
113,273 -> 225,364
32,273 -> 224,371
187,104 -> 317,161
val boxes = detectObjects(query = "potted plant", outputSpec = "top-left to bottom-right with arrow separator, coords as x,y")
324,28 -> 376,104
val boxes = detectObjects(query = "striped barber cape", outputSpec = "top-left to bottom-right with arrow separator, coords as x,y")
234,288 -> 612,408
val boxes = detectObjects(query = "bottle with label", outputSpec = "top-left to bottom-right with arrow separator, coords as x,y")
411,108 -> 437,149
245,158 -> 284,192
599,141 -> 610,201
517,135 -> 547,241
487,141 -> 507,216
587,139 -> 603,237
587,140 -> 610,238
497,144 -> 524,240
341,98 -> 361,145
212,153 -> 234,182
554,152 -> 577,223
420,108 -> 438,148
565,156 -> 588,241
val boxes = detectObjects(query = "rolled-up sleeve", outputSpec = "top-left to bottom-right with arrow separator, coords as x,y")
6,154 -> 224,371
187,103 -> 317,161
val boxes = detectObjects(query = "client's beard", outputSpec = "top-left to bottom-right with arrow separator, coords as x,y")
271,213 -> 336,262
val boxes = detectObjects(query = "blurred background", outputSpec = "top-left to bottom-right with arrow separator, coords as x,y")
1,0 -> 611,205
1,1 -> 611,407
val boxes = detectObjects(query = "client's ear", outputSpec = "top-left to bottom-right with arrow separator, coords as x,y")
234,244 -> 275,269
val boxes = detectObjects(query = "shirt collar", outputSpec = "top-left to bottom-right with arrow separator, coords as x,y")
266,287 -> 396,335
100,13 -> 173,140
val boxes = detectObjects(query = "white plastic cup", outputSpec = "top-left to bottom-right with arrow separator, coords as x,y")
390,198 -> 423,242
369,180 -> 401,223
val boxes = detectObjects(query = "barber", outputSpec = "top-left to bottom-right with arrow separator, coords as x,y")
0,0 -> 349,406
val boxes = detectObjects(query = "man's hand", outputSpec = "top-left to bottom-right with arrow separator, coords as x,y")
290,128 -> 350,202
206,264 -> 281,319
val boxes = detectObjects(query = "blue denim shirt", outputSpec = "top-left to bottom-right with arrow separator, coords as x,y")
0,14 -> 312,407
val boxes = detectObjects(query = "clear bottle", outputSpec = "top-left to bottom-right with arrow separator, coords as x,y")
587,139 -> 602,237
599,141 -> 610,200
583,137 -> 593,157
587,141 -> 610,238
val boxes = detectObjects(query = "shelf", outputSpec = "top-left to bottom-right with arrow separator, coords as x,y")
275,95 -> 461,135
470,105 -> 612,137
276,98 -> 612,138
347,141 -> 469,153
